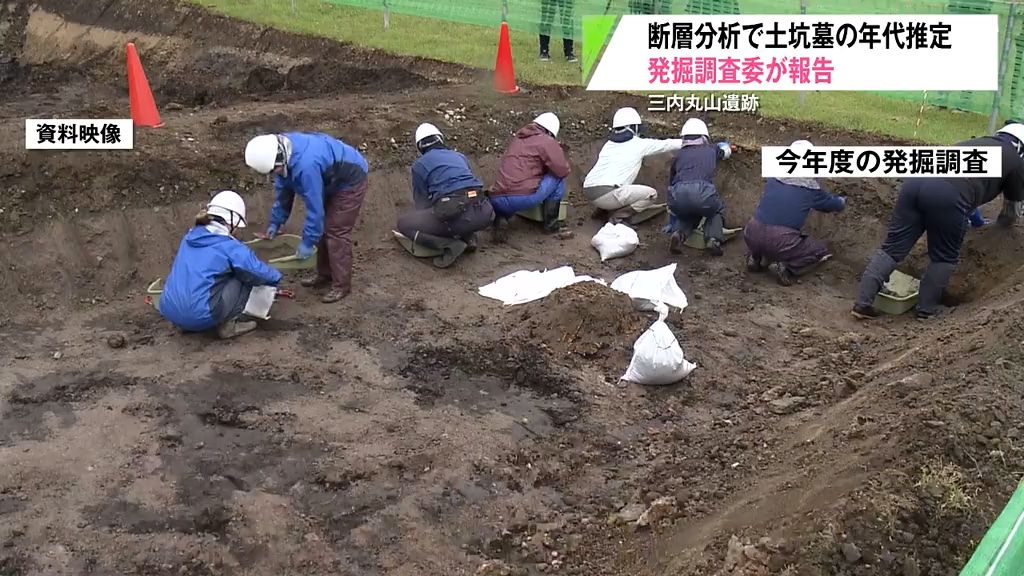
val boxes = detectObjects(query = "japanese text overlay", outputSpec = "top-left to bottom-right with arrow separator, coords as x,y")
26,119 -> 134,150
585,15 -> 998,92
761,146 -> 1003,178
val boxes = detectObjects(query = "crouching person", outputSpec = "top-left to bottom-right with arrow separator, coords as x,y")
159,191 -> 282,339
583,106 -> 683,223
744,140 -> 846,286
489,112 -> 572,241
666,117 -> 733,256
397,123 -> 495,268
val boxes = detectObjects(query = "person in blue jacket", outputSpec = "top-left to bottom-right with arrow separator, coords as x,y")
396,123 -> 495,268
743,140 -> 846,286
244,131 -> 369,304
158,191 -> 282,339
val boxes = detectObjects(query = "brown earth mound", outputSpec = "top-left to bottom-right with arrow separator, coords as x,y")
506,282 -> 652,371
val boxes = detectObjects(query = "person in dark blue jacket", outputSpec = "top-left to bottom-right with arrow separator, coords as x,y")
743,140 -> 846,286
396,123 -> 495,268
159,191 -> 282,339
244,132 -> 369,303
853,124 -> 1024,320
665,118 -> 733,256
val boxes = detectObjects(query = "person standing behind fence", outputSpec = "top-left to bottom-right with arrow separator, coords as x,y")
539,0 -> 576,62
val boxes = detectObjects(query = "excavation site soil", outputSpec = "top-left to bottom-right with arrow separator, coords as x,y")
2,1 -> 1024,574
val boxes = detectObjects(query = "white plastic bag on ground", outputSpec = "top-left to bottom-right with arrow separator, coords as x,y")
610,263 -> 688,312
478,266 -> 606,306
591,223 -> 639,261
621,308 -> 696,386
243,285 -> 276,320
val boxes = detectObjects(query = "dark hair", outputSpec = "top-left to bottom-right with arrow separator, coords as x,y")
194,209 -> 226,227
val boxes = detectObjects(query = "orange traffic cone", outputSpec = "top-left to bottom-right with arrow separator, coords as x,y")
126,42 -> 163,127
494,21 -> 519,94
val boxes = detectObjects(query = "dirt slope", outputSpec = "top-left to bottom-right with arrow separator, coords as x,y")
1,1 -> 1023,575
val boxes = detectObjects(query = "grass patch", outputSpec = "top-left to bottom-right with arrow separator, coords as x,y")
916,461 -> 975,517
193,0 -> 995,143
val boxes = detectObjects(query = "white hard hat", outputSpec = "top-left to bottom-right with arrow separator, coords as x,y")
997,123 -> 1024,145
533,112 -> 560,137
415,123 -> 443,145
245,134 -> 280,174
612,107 -> 642,128
680,118 -> 709,137
790,139 -> 814,155
207,190 -> 247,229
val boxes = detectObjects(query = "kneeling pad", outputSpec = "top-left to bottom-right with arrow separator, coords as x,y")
626,204 -> 667,225
683,218 -> 743,249
393,230 -> 442,257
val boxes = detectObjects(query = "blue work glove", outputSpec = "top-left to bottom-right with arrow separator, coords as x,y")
265,224 -> 279,239
296,241 -> 315,260
968,208 -> 988,228
838,196 -> 847,210
662,212 -> 679,234
717,141 -> 733,159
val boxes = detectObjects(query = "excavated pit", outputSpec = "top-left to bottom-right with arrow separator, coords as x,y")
1,1 -> 1024,575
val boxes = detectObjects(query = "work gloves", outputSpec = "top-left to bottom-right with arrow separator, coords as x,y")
968,208 -> 988,228
296,241 -> 316,260
265,224 -> 279,239
717,141 -> 733,160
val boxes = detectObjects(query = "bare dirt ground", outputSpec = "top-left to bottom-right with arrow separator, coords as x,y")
2,1 -> 1024,575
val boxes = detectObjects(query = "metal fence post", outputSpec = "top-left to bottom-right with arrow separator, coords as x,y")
990,2 -> 1017,133
383,0 -> 390,29
502,0 -> 509,22
797,0 -> 808,106
291,0 -> 296,14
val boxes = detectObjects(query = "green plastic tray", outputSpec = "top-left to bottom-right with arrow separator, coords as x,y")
517,201 -> 567,223
145,277 -> 164,309
243,234 -> 316,270
392,230 -> 442,257
873,270 -> 919,315
683,217 -> 743,249
960,479 -> 1024,576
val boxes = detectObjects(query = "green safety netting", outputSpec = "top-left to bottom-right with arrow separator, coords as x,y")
323,0 -> 1020,118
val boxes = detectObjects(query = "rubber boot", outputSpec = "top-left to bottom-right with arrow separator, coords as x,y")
542,199 -> 574,239
669,230 -> 685,254
706,237 -> 723,257
746,254 -> 764,273
916,261 -> 957,319
492,216 -> 510,243
768,261 -> 794,286
216,319 -> 257,339
413,231 -> 467,269
997,199 -> 1021,227
852,249 -> 898,319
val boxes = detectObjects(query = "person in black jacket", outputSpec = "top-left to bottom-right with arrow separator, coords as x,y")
852,122 -> 1024,320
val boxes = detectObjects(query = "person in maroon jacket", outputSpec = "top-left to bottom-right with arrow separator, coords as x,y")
489,113 -> 573,241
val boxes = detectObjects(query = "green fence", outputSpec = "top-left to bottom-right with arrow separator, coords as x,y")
321,0 -> 1022,122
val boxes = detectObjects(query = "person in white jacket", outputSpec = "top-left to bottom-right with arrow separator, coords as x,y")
582,107 -> 684,223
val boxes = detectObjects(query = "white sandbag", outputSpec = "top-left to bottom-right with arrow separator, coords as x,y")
610,263 -> 688,312
478,266 -> 606,306
621,312 -> 696,386
243,285 -> 276,320
591,223 -> 639,262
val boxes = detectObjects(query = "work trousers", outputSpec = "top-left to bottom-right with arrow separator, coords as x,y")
668,180 -> 725,243
585,184 -> 659,221
743,217 -> 829,272
490,174 -> 566,217
316,178 -> 368,292
397,197 -> 495,240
